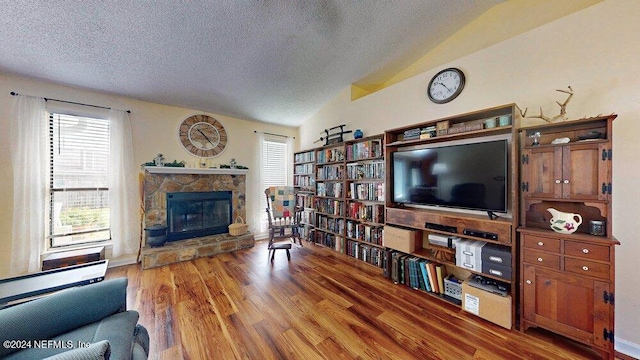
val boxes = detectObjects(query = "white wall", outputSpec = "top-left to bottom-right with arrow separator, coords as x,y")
300,0 -> 640,353
0,73 -> 298,276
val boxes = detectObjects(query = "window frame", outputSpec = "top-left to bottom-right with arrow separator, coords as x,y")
47,112 -> 111,249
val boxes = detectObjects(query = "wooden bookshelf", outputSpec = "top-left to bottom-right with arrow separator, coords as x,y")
309,134 -> 386,268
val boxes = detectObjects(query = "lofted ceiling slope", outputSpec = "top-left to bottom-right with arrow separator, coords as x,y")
0,1 -> 502,126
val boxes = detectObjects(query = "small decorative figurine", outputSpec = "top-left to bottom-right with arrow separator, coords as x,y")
529,131 -> 541,146
230,158 -> 237,168
153,153 -> 165,166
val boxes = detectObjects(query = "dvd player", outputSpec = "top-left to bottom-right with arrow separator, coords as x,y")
468,275 -> 509,297
425,222 -> 457,233
463,229 -> 498,241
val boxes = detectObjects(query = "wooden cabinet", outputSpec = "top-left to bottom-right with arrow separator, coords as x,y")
522,263 -> 612,349
521,230 -> 616,357
522,142 -> 609,201
518,115 -> 618,360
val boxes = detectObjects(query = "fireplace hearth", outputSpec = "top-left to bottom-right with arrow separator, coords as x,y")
167,191 -> 232,241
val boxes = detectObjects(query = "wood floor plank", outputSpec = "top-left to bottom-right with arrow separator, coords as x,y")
220,312 -> 275,360
109,239 -> 606,360
277,328 -> 326,360
319,300 -> 424,360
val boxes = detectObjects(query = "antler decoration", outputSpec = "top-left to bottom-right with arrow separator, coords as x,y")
526,86 -> 574,123
515,104 -> 528,118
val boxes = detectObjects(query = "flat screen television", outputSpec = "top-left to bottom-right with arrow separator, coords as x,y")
392,139 -> 508,213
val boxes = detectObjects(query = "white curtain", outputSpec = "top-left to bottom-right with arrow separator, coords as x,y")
108,109 -> 140,258
251,132 -> 266,235
10,95 -> 48,274
286,136 -> 294,186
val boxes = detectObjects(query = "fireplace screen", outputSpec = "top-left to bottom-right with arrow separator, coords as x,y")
166,191 -> 232,241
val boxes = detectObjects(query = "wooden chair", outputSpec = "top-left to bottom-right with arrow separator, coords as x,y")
265,187 -> 303,262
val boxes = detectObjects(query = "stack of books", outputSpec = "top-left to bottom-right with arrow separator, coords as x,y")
420,125 -> 437,139
403,128 -> 421,140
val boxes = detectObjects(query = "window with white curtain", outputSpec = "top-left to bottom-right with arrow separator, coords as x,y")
259,136 -> 290,232
48,113 -> 111,247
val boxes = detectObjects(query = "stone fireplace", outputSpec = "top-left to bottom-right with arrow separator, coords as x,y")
141,167 -> 254,269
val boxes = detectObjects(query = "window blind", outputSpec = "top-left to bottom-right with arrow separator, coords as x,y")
49,113 -> 111,247
259,137 -> 289,231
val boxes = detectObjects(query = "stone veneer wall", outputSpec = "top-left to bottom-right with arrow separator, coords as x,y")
143,171 -> 246,230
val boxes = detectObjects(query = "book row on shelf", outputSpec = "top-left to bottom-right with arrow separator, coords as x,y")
294,151 -> 315,163
348,182 -> 384,201
296,194 -> 314,209
385,251 -> 462,305
346,161 -> 385,180
299,226 -> 313,240
346,202 -> 384,223
316,147 -> 344,164
315,198 -> 344,216
317,182 -> 343,197
345,221 -> 383,245
294,175 -> 314,189
317,164 -> 343,180
315,232 -> 343,252
345,240 -> 385,267
300,211 -> 313,225
317,215 -> 345,234
294,163 -> 314,174
345,139 -> 383,161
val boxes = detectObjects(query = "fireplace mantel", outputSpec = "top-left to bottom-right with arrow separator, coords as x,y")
143,166 -> 249,175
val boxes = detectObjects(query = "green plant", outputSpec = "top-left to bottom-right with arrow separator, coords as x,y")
60,207 -> 109,227
165,160 -> 186,167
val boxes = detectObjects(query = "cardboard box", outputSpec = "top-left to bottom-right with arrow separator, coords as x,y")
383,225 -> 422,253
462,277 -> 512,329
436,120 -> 450,135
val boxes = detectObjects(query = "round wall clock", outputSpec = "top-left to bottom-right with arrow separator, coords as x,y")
178,114 -> 228,158
427,67 -> 466,104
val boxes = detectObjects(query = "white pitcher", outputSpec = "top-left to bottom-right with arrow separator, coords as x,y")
548,208 -> 582,234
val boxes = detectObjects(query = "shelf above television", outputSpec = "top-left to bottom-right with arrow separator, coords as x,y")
386,125 -> 512,147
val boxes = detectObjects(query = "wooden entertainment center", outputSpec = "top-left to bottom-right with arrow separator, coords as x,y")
383,104 -> 520,328
296,105 -> 618,359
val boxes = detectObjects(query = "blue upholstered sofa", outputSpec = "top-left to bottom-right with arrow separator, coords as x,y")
0,278 -> 149,360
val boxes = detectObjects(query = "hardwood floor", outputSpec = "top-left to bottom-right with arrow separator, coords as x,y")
107,239 -> 605,360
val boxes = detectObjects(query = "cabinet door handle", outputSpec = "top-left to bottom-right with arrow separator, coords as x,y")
537,257 -> 543,262
537,241 -> 544,246
555,179 -> 561,184
582,266 -> 589,271
582,248 -> 590,254
526,280 -> 532,284
563,179 -> 570,184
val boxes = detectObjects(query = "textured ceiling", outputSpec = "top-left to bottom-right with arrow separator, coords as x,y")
0,1 -> 501,126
